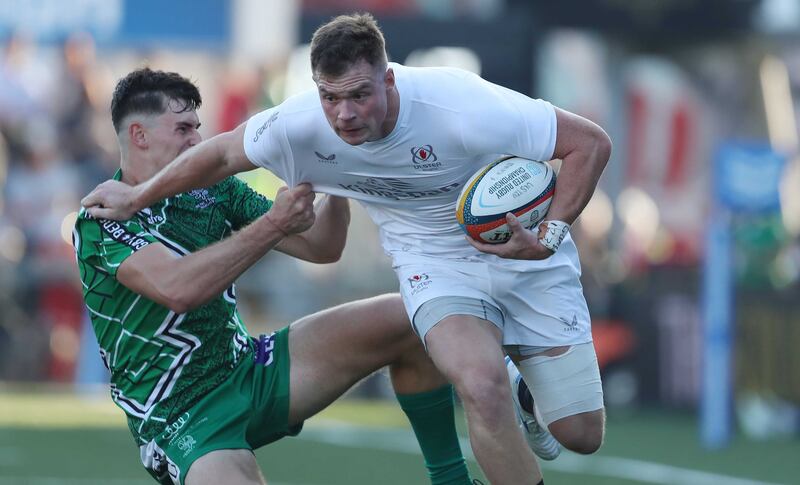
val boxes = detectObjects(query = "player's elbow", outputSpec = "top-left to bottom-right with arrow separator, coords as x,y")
324,237 -> 348,263
170,299 -> 196,315
309,232 -> 348,263
310,245 -> 345,263
158,285 -> 202,314
160,293 -> 192,315
590,125 -> 612,168
312,256 -> 339,264
322,251 -> 344,264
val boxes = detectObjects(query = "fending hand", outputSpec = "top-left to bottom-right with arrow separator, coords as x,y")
81,180 -> 140,221
265,183 -> 317,235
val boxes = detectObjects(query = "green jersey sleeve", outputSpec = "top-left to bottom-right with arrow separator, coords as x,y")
222,176 -> 274,230
75,210 -> 159,278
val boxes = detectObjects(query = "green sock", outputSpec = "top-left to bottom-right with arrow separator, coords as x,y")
396,385 -> 472,485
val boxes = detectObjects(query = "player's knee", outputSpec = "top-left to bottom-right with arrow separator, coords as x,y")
550,412 -> 605,454
561,430 -> 603,455
453,367 -> 510,419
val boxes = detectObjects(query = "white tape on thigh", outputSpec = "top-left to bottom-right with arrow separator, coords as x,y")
516,342 -> 604,426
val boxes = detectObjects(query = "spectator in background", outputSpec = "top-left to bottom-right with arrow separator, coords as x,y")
3,119 -> 84,381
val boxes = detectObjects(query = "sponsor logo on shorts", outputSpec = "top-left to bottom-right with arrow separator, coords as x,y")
408,273 -> 432,295
162,412 -> 191,443
411,145 -> 442,171
177,435 -> 197,456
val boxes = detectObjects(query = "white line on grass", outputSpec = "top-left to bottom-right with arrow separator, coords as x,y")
0,479 -> 306,485
300,421 -> 786,485
545,454 -> 784,485
0,479 -> 149,485
0,422 -> 784,485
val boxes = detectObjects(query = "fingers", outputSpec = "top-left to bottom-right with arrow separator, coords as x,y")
291,182 -> 313,195
81,181 -> 114,208
85,207 -> 114,220
277,184 -> 316,203
465,236 -> 501,255
268,184 -> 318,235
80,180 -> 137,222
285,185 -> 316,209
290,184 -> 316,206
466,213 -> 545,259
506,212 -> 523,230
465,214 -> 521,255
81,191 -> 100,209
465,235 -> 481,250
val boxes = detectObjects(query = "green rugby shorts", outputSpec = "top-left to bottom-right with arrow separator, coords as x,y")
138,327 -> 300,484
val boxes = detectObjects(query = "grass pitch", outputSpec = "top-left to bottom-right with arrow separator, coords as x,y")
0,388 -> 796,484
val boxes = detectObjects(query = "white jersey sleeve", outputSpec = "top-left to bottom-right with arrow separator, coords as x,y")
242,108 -> 294,185
456,71 -> 557,163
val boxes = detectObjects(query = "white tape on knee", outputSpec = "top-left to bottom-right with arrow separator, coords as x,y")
516,342 -> 604,426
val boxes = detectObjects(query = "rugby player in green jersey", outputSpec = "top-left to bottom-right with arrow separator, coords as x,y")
74,68 -> 472,485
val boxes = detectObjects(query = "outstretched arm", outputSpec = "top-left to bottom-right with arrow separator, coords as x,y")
82,123 -> 254,220
118,184 -> 315,314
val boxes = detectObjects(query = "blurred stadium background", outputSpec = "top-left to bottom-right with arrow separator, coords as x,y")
0,0 -> 798,483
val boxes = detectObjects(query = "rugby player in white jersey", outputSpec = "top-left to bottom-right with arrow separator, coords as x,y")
83,13 -> 612,485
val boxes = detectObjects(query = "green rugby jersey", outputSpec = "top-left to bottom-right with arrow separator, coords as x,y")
73,170 -> 272,442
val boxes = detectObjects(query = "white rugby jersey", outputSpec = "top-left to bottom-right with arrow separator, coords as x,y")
244,63 -> 577,264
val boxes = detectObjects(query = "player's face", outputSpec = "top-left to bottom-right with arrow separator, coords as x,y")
146,102 -> 202,168
315,60 -> 395,145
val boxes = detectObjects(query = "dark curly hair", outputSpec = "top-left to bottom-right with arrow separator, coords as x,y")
110,68 -> 201,133
310,12 -> 387,79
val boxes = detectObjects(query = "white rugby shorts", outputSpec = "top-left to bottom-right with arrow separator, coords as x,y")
394,251 -> 592,348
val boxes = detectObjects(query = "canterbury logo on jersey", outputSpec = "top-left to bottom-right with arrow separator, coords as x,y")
98,219 -> 150,251
314,151 -> 338,164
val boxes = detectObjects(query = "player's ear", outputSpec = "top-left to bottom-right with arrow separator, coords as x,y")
129,122 -> 148,149
384,67 -> 395,91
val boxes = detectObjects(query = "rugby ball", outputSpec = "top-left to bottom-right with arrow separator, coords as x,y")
456,156 -> 555,244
